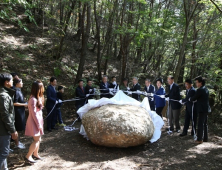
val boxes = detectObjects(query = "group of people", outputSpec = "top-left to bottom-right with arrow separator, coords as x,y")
0,73 -> 67,169
74,75 -> 210,145
0,72 -> 211,170
164,76 -> 210,145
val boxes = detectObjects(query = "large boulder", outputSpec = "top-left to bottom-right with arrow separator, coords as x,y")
82,104 -> 154,148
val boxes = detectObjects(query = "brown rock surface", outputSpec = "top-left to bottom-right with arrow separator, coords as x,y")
82,104 -> 154,147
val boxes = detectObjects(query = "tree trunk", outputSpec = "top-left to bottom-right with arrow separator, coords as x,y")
190,18 -> 198,79
75,3 -> 90,84
76,2 -> 82,41
174,0 -> 200,83
94,0 -> 102,81
57,0 -> 76,60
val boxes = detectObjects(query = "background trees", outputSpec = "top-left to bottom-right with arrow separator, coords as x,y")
1,0 -> 222,94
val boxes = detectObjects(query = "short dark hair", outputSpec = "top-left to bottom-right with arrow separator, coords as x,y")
58,85 -> 64,91
123,78 -> 128,82
195,76 -> 205,86
156,78 -> 163,84
50,77 -> 57,83
185,79 -> 192,84
11,72 -> 18,78
145,79 -> 151,82
111,76 -> 116,79
78,79 -> 83,83
168,76 -> 174,80
0,73 -> 13,87
13,78 -> 22,87
87,79 -> 92,83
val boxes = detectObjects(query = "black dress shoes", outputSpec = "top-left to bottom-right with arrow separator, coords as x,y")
176,129 -> 180,133
179,133 -> 187,137
166,128 -> 174,131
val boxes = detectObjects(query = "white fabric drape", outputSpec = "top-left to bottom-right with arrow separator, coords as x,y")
78,90 -> 164,143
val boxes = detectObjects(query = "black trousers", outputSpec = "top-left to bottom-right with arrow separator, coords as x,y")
150,105 -> 155,111
47,107 -> 57,130
197,112 -> 208,141
156,107 -> 164,117
182,109 -> 197,135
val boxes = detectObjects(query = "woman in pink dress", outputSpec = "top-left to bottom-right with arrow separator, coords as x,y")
25,80 -> 45,164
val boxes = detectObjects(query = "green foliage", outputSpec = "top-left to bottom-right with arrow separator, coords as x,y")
15,52 -> 29,59
0,0 -> 36,31
54,67 -> 61,77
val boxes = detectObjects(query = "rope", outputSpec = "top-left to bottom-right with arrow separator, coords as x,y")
165,97 -> 197,140
64,117 -> 80,131
44,91 -> 118,130
192,102 -> 197,140
44,98 -> 86,120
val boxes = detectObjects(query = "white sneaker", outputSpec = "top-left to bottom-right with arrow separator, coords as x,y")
15,142 -> 26,149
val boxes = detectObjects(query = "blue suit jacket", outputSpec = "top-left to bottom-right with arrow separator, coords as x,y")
46,85 -> 57,109
154,86 -> 166,108
144,85 -> 155,107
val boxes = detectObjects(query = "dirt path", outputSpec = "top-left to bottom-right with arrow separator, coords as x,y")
8,117 -> 222,170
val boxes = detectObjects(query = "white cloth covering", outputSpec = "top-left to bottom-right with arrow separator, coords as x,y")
78,90 -> 164,143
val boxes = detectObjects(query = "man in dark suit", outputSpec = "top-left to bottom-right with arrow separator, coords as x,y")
144,79 -> 155,111
165,76 -> 181,133
100,75 -> 111,98
109,76 -> 119,95
130,77 -> 141,101
46,77 -> 61,132
190,77 -> 211,144
75,79 -> 87,110
179,79 -> 197,137
85,79 -> 95,102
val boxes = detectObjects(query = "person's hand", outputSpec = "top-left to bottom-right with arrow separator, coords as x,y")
165,97 -> 169,101
149,93 -> 154,97
137,90 -> 142,94
24,102 -> 28,107
127,87 -> 130,91
159,95 -> 165,98
11,131 -> 18,140
86,94 -> 90,97
89,89 -> 92,93
128,91 -> 132,95
39,127 -> 43,131
109,91 -> 114,96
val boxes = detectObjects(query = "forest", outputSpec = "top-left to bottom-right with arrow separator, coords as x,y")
0,0 -> 222,169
